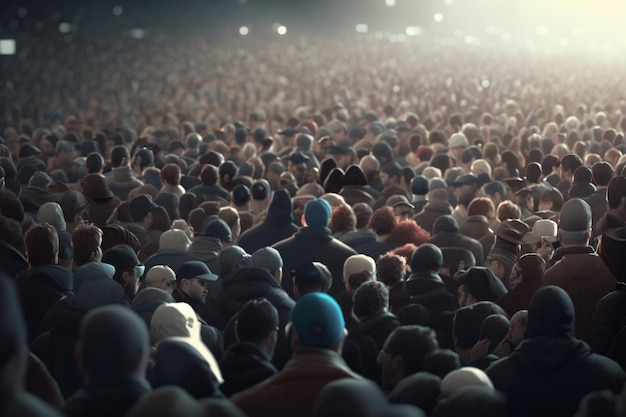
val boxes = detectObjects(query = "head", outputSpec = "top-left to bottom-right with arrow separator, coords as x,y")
236,298 -> 279,360
507,310 -> 528,347
509,253 -> 545,289
145,265 -> 177,295
292,261 -> 332,299
71,223 -> 103,267
378,325 -> 438,391
352,280 -> 389,320
250,247 -> 284,283
77,305 -> 150,380
456,267 -> 507,307
25,223 -> 59,267
288,292 -> 346,352
161,163 -> 182,186
176,261 -> 218,304
150,302 -> 200,345
558,198 -> 592,246
376,253 -> 407,288
102,244 -> 144,299
303,198 -> 332,228
526,286 -> 574,339
343,254 -> 377,292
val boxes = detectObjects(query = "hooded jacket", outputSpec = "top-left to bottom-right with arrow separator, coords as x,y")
486,286 -> 625,417
237,190 -> 300,254
219,342 -> 278,397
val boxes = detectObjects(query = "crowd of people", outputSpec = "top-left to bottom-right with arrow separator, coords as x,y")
3,5 -> 626,417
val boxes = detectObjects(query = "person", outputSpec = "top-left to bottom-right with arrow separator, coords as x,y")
145,265 -> 177,295
428,215 -> 484,266
456,267 -> 507,307
105,145 -> 143,200
63,305 -> 152,417
160,163 -> 186,196
219,298 -> 279,397
0,275 -> 64,417
485,286 -> 625,417
101,244 -> 145,301
71,223 -> 104,268
188,164 -> 230,203
292,261 -> 333,300
273,198 -> 357,298
188,216 -> 233,272
543,198 -> 616,344
172,260 -> 218,312
378,325 -> 439,392
496,253 -> 544,316
79,173 -> 121,228
143,229 -> 195,274
231,293 -> 363,417
450,174 -> 481,225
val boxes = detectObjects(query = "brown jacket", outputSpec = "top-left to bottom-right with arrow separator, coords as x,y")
543,246 -> 617,344
232,348 -> 363,417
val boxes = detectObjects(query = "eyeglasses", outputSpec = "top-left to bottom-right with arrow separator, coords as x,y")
166,280 -> 177,288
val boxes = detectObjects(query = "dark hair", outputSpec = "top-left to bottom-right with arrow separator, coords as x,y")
150,207 -> 171,232
236,298 -> 279,344
179,193 -> 198,221
86,152 -> 104,173
385,325 -> 439,375
200,164 -> 219,186
353,280 -> 389,319
376,253 -> 406,288
608,176 -> 626,209
0,215 -> 23,250
347,270 -> 374,292
71,223 -> 103,267
25,223 -> 59,266
467,197 -> 495,218
352,202 -> 373,229
539,188 -> 563,211
422,349 -> 461,379
161,163 -> 181,186
111,145 -> 130,168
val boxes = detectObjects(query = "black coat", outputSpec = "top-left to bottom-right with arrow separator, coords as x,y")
388,272 -> 458,315
219,342 -> 278,397
237,221 -> 299,255
273,227 -> 357,298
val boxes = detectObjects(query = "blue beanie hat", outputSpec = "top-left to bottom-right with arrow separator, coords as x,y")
289,292 -> 344,348
304,198 -> 332,228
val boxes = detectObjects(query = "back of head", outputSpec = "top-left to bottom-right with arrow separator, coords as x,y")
352,280 -> 389,319
293,261 -> 332,295
410,243 -> 443,273
453,302 -> 508,350
385,325 -> 439,374
558,198 -> 591,245
312,379 -> 388,417
236,298 -> 279,344
526,285 -> 575,338
591,161 -> 614,187
455,267 -> 507,303
304,198 -> 332,228
433,215 -> 459,234
111,145 -> 130,167
607,176 -> 626,209
80,304 -> 150,379
289,292 -> 345,348
389,372 -> 442,415
440,367 -> 494,399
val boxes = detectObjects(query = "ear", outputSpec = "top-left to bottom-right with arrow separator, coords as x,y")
121,270 -> 131,287
458,260 -> 466,271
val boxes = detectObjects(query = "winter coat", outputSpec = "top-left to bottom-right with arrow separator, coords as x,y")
592,282 -> 626,355
63,376 -> 151,417
144,250 -> 197,276
429,231 -> 484,266
188,183 -> 230,203
496,280 -> 543,317
106,166 -> 143,201
412,199 -> 453,235
273,227 -> 357,298
219,342 -> 278,397
543,246 -> 617,344
389,271 -> 458,315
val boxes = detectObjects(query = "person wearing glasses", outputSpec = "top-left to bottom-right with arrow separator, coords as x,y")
145,265 -> 177,295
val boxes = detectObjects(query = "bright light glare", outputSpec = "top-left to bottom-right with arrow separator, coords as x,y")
277,25 -> 287,35
481,79 -> 490,88
536,25 -> 550,35
356,24 -> 368,33
239,26 -> 249,36
58,22 -> 71,33
0,39 -> 16,55
434,13 -> 443,23
444,0 -> 453,4
130,28 -> 145,39
112,5 -> 123,16
405,26 -> 423,36
386,0 -> 396,7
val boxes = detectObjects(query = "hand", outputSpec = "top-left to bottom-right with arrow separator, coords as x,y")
537,238 -> 553,261
470,338 -> 490,362
492,338 -> 512,358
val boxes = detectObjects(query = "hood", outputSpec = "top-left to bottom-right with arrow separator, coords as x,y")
526,286 -> 574,339
266,189 -> 294,226
187,237 -> 221,261
28,264 -> 73,293
342,165 -> 368,186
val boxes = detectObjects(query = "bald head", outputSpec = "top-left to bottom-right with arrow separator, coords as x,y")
145,265 -> 176,294
508,310 -> 528,347
359,155 -> 380,177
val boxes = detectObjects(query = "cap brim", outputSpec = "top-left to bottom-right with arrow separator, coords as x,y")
195,272 -> 219,281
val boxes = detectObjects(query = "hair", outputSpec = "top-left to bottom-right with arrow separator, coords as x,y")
86,152 -> 104,173
330,205 -> 356,235
150,207 -> 171,232
385,325 -> 439,375
467,197 -> 495,218
111,145 -> 130,168
185,132 -> 201,149
0,215 -> 23,250
376,253 -> 406,288
71,223 -> 103,267
25,223 -> 59,266
347,270 -> 374,293
352,202 -> 373,229
218,206 -> 240,231
608,176 -> 626,209
539,188 -> 564,211
236,298 -> 279,344
352,280 -> 389,319
160,163 -> 181,186
188,207 -> 208,236
200,164 -> 219,185
178,193 -> 198,221
368,206 -> 397,236
496,200 -> 521,221
422,349 -> 461,379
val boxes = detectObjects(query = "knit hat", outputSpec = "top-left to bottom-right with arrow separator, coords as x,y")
202,217 -> 232,242
177,261 -> 218,282
37,202 -> 66,231
289,292 -> 345,348
526,286 -> 575,338
386,195 -> 414,209
251,247 -> 283,272
558,198 -> 592,244
516,253 -> 546,282
410,243 -> 443,272
292,261 -> 333,292
251,179 -> 271,200
448,133 -> 469,149
433,215 -> 459,234
236,298 -> 279,343
411,175 -> 429,195
159,229 -> 191,253
59,190 -> 88,221
29,171 -> 52,189
455,267 -> 507,302
343,254 -> 376,278
128,194 -> 159,223
232,184 -> 251,205
304,198 -> 332,228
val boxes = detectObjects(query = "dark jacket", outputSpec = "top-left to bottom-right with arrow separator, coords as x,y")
486,286 -> 625,417
105,166 -> 143,201
585,187 -> 608,226
338,185 -> 376,207
412,199 -> 453,235
237,189 -> 300,254
0,239 -> 28,281
389,272 -> 458,315
273,227 -> 357,298
496,281 -> 542,317
340,228 -> 377,251
219,342 -> 278,397
144,250 -> 197,275
592,282 -> 626,355
63,376 -> 151,417
188,183 -> 230,203
428,231 -> 484,267
20,265 -> 73,342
